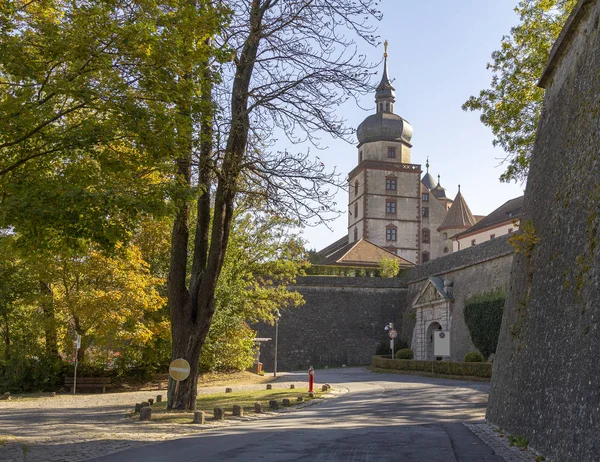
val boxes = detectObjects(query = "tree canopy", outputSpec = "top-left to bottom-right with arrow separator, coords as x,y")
462,0 -> 576,183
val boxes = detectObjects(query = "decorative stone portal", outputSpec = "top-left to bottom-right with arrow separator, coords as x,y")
411,277 -> 453,360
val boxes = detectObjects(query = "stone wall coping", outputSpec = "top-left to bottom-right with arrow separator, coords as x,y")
295,275 -> 407,289
406,234 -> 514,285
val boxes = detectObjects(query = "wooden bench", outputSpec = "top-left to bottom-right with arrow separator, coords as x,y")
65,377 -> 112,393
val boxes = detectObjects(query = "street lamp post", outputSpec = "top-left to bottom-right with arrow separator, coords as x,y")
274,310 -> 281,377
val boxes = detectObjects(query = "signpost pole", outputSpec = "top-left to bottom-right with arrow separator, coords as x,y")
73,334 -> 81,395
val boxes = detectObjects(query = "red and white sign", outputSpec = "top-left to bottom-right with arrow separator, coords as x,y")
388,329 -> 398,339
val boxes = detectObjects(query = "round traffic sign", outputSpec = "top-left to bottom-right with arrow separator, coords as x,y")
388,329 -> 398,339
169,358 -> 191,381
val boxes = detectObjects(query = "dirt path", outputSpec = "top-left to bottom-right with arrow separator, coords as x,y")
0,376 -> 312,462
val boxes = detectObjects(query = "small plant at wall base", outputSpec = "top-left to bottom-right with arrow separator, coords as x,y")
464,290 -> 505,359
464,351 -> 484,362
395,348 -> 414,360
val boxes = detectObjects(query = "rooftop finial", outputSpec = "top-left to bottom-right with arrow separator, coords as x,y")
384,39 -> 388,58
458,184 -> 461,193
426,157 -> 429,173
437,174 -> 441,186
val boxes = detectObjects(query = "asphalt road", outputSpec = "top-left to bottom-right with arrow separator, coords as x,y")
93,368 -> 506,462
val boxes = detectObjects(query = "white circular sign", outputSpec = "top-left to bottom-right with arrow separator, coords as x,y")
169,358 -> 191,382
388,329 -> 398,339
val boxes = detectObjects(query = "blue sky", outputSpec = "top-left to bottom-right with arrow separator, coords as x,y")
295,1 -> 526,250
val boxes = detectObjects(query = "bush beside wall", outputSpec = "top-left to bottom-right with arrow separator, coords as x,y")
464,291 -> 505,359
372,355 -> 492,378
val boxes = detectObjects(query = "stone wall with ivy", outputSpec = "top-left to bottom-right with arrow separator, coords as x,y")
487,3 -> 600,461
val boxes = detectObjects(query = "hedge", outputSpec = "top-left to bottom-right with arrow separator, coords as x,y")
371,355 -> 492,378
464,290 -> 505,359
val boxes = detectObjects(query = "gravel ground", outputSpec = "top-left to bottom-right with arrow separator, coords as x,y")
0,377 -> 315,462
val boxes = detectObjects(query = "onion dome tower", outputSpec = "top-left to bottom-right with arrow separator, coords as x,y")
356,41 -> 413,153
348,41 -> 422,264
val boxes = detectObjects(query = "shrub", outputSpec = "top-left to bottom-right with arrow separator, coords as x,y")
464,290 -> 505,359
464,351 -> 484,362
371,355 -> 493,378
375,339 -> 408,356
395,348 -> 414,359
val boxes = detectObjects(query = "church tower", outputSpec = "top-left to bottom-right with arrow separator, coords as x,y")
347,42 -> 422,264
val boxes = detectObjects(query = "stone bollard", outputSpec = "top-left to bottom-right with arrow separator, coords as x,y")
290,384 -> 295,389
282,398 -> 291,406
214,407 -> 224,420
156,395 -> 163,403
193,411 -> 205,424
225,388 -> 233,393
322,385 -> 329,392
297,396 -> 304,402
148,398 -> 154,405
232,404 -> 243,417
141,401 -> 150,408
135,403 -> 142,413
140,407 -> 152,421
308,392 -> 314,398
269,399 -> 279,410
1,392 -> 10,400
266,384 -> 272,390
254,402 -> 263,413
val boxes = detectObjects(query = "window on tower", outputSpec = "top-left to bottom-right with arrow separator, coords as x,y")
387,146 -> 396,158
354,227 -> 358,242
422,207 -> 429,218
386,178 -> 397,191
354,181 -> 359,195
386,227 -> 397,242
385,200 -> 396,214
422,193 -> 429,202
359,150 -> 363,162
422,251 -> 430,263
354,202 -> 358,218
422,228 -> 430,243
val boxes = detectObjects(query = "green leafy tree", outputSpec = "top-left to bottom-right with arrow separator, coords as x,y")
379,257 -> 400,278
462,0 -> 576,183
1,0 -> 380,410
200,211 -> 306,371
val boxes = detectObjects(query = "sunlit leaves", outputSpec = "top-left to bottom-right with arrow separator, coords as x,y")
462,0 -> 576,183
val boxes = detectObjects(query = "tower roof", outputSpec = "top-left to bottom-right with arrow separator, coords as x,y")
438,189 -> 477,232
356,41 -> 412,146
375,40 -> 395,102
430,175 -> 449,200
422,173 -> 437,190
421,158 -> 437,190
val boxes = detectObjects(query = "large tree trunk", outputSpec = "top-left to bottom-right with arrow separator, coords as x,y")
167,1 -> 265,410
40,281 -> 59,357
2,309 -> 10,360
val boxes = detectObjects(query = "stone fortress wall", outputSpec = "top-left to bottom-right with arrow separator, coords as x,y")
487,2 -> 600,460
257,235 -> 514,371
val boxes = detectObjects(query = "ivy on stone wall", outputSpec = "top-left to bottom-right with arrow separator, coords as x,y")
464,290 -> 506,359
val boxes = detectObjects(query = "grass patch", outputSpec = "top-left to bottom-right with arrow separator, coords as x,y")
366,366 -> 491,382
140,387 -> 323,424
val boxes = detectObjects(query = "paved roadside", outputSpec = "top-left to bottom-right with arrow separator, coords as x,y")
0,376 -> 309,462
92,368 -> 541,462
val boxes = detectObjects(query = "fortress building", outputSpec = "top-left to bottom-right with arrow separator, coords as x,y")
320,42 -> 478,265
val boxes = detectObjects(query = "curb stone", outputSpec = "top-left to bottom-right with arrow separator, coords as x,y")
464,422 -> 540,462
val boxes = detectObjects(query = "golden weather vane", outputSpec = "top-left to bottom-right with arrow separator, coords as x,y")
384,39 -> 388,58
